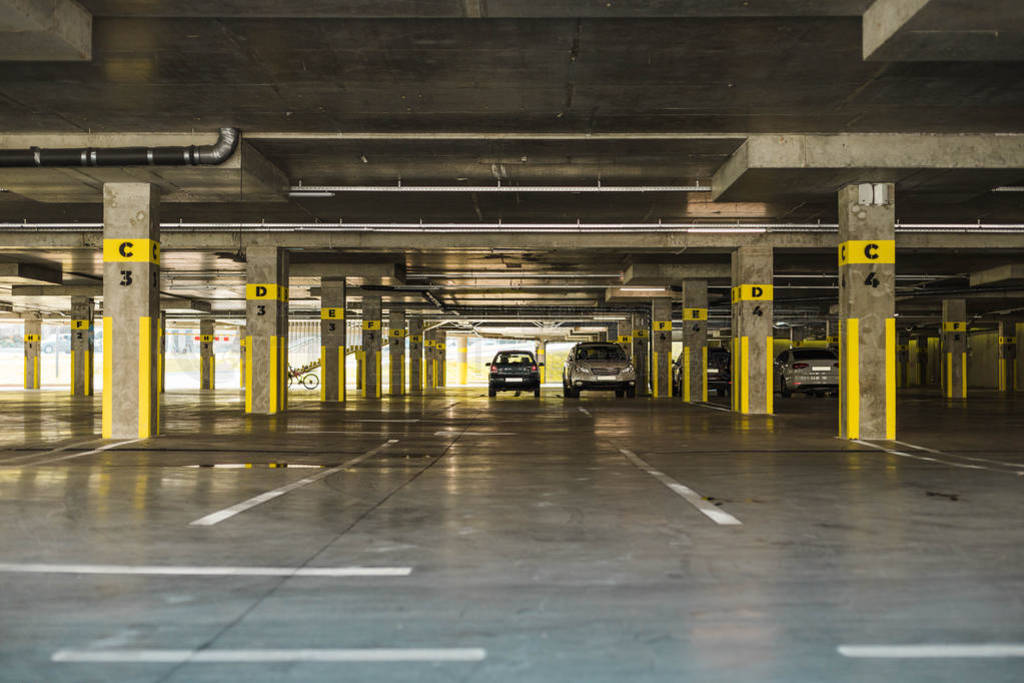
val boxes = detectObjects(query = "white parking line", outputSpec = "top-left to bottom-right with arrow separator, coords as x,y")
0,438 -> 102,465
891,439 -> 1024,468
578,407 -> 592,417
189,439 -> 398,526
698,403 -> 731,413
853,439 -> 1024,475
433,430 -> 515,436
838,644 -> 1024,658
0,563 -> 411,577
619,448 -> 742,526
27,439 -> 143,466
52,648 -> 487,663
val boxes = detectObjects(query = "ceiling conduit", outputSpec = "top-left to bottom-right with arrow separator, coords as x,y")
0,128 -> 239,167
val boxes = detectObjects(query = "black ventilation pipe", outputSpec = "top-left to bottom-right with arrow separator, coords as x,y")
0,128 -> 239,167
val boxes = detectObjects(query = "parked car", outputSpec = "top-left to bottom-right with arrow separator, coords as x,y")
672,346 -> 731,398
488,350 -> 542,397
563,342 -> 636,398
775,347 -> 839,397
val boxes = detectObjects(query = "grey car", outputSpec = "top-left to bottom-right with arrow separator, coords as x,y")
775,347 -> 839,397
563,342 -> 637,398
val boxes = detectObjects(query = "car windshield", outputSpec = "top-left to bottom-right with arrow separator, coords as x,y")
576,345 -> 627,362
792,349 -> 837,360
494,352 -> 534,365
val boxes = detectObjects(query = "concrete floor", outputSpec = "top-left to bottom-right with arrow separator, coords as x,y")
1,387 -> 1023,682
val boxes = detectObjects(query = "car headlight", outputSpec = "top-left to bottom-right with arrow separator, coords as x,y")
623,364 -> 634,374
577,365 -> 593,374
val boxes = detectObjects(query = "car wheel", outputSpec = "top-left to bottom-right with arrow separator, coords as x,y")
615,389 -> 624,398
626,387 -> 636,398
780,379 -> 791,398
488,387 -> 496,397
534,387 -> 541,398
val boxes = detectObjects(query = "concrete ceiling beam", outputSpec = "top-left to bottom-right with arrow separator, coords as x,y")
623,262 -> 730,285
289,261 -> 406,284
712,133 -> 1024,202
969,264 -> 1024,287
0,133 -> 288,203
0,261 -> 62,284
0,0 -> 90,61
10,283 -> 211,311
864,0 -> 1024,62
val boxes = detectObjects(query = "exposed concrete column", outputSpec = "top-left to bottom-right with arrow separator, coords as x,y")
536,341 -> 547,384
997,321 -> 1017,393
158,312 -> 166,394
199,318 -> 215,390
680,279 -> 708,404
361,295 -> 382,398
440,332 -> 448,386
70,296 -> 94,396
23,313 -> 41,390
838,183 -> 896,440
319,279 -> 346,403
244,246 -> 289,415
650,298 -> 673,398
926,335 -> 941,385
424,329 -> 437,391
896,337 -> 909,389
731,245 -> 773,416
907,334 -> 924,387
102,183 -> 160,438
389,308 -> 407,396
616,321 -> 632,357
237,326 -> 245,390
456,333 -> 468,386
631,312 -> 650,396
408,317 -> 424,394
942,299 -> 968,400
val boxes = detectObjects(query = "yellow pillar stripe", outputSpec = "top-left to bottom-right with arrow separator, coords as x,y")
838,239 -> 895,265
766,335 -> 773,415
683,346 -> 691,402
961,352 -> 967,399
377,350 -> 382,397
102,317 -> 113,438
103,238 -> 160,264
245,336 -> 253,412
269,336 -> 278,414
683,308 -> 708,320
942,321 -> 967,332
702,346 -> 708,403
731,285 -> 773,302
652,351 -> 659,397
999,358 -> 1006,392
946,352 -> 952,398
363,320 -> 382,331
70,349 -> 76,395
740,336 -> 750,414
321,307 -> 344,319
86,349 -> 91,395
24,334 -> 40,342
246,284 -> 287,300
846,318 -> 859,440
885,317 -> 896,440
339,347 -> 346,402
34,355 -> 39,389
138,317 -> 152,439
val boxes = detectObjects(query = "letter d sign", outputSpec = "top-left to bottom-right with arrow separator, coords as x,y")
255,286 -> 267,297
751,286 -> 763,298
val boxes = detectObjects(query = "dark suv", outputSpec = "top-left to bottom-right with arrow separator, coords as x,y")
672,346 -> 731,398
488,350 -> 542,397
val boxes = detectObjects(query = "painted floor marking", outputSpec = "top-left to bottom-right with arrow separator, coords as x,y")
698,403 -> 732,413
838,644 -> 1024,658
578,407 -> 592,417
853,440 -> 1024,475
433,430 -> 515,436
52,648 -> 487,663
0,563 -> 411,577
27,439 -> 144,466
0,438 -> 102,465
619,448 -> 742,526
890,439 -> 1024,468
189,439 -> 399,526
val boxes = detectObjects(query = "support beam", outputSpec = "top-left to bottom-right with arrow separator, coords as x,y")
319,279 -> 346,403
408,317 -> 424,394
942,299 -> 968,400
536,340 -> 547,385
199,318 -> 215,390
389,308 -> 407,396
864,0 -> 1024,62
101,183 -> 160,439
0,261 -> 62,284
0,0 -> 91,61
680,279 -> 708,404
731,245 -> 773,416
631,312 -> 650,397
998,322 -> 1017,393
69,296 -> 93,396
651,298 -> 672,398
838,183 -> 896,441
244,246 -> 289,415
361,296 -> 382,398
1018,323 -> 1024,393
23,312 -> 40,389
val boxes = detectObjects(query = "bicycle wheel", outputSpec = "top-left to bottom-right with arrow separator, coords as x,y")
302,374 -> 319,390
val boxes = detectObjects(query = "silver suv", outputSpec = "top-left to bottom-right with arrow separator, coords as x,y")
563,342 -> 637,398
774,347 -> 839,398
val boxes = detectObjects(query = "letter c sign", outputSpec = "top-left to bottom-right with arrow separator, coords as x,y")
118,241 -> 134,258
